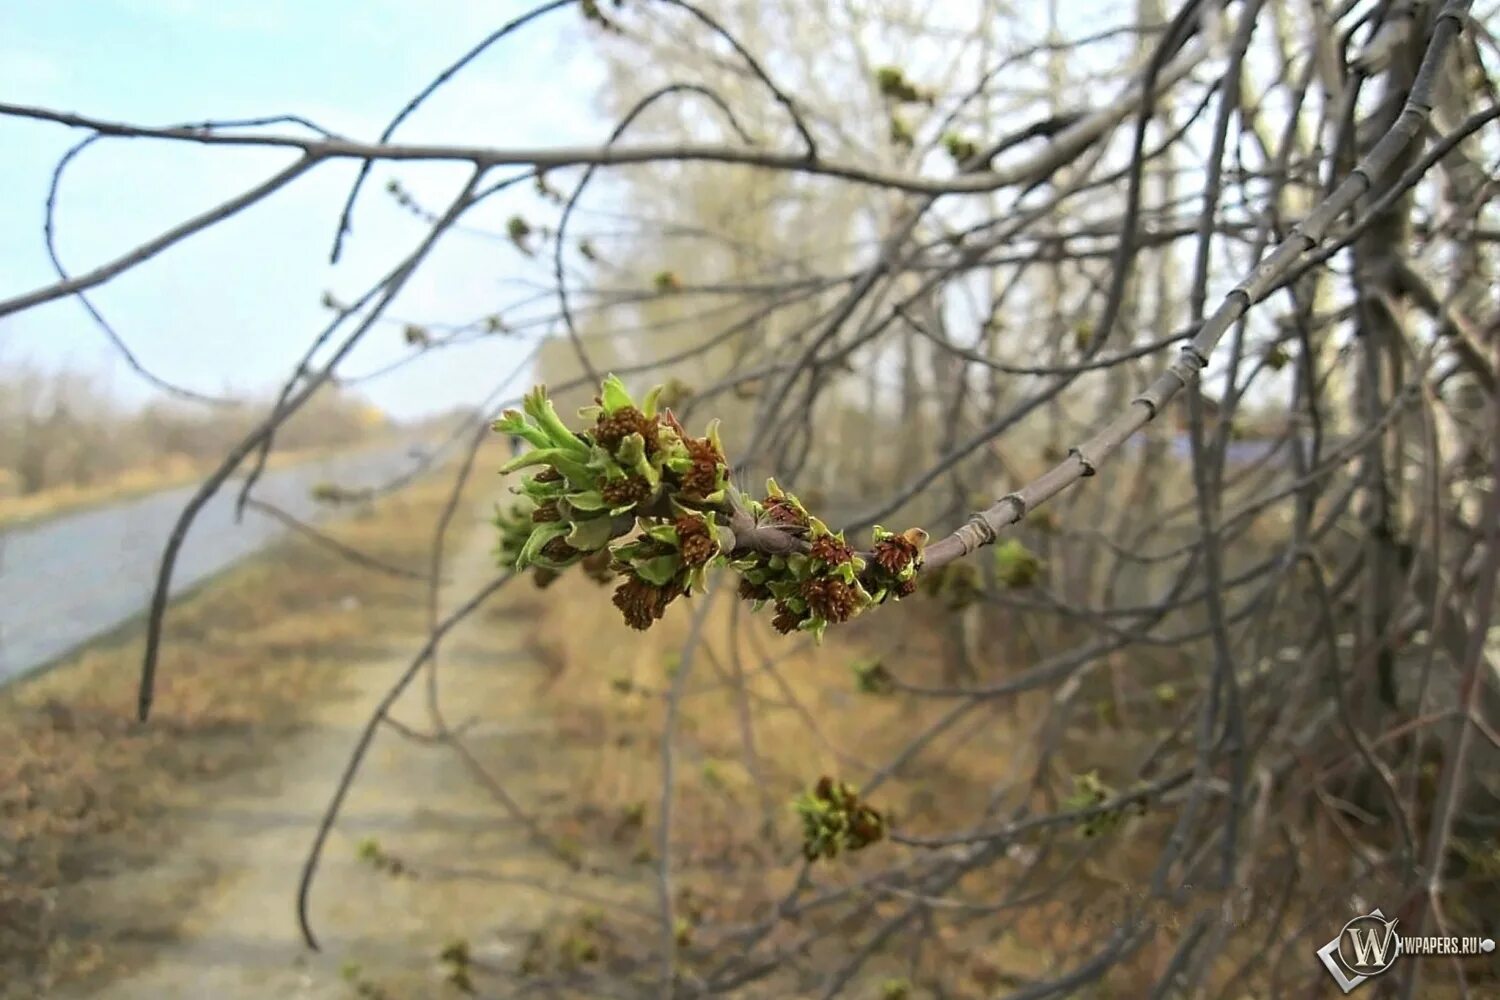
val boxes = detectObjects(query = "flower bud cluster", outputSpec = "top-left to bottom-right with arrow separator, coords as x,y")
731,480 -> 873,640
793,776 -> 886,862
494,376 -> 732,628
495,376 -> 926,636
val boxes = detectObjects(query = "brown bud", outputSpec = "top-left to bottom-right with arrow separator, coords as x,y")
595,406 -> 659,454
612,575 -> 678,630
809,535 -> 855,566
580,549 -> 615,585
601,475 -> 653,507
872,533 -> 920,575
801,577 -> 861,623
739,578 -> 773,602
763,496 -> 808,528
675,515 -> 717,567
679,436 -> 723,500
771,601 -> 802,635
541,537 -> 581,563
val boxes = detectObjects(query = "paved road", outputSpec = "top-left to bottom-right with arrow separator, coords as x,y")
0,443 -> 428,684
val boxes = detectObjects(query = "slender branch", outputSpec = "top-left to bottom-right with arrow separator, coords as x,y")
0,154 -> 317,319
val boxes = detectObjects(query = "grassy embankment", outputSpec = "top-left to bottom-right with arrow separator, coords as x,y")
0,438 -> 400,532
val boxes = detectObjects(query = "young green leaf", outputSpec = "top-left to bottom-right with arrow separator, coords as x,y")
633,554 -> 682,587
523,386 -> 589,455
493,410 -> 552,450
566,515 -> 616,552
599,373 -> 634,415
517,521 -> 571,569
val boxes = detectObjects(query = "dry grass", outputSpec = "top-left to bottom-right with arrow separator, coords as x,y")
0,438 -> 1467,996
502,523 -> 1380,996
0,469 -> 471,996
0,440 -> 392,531
510,570 -> 1131,994
0,455 -> 203,529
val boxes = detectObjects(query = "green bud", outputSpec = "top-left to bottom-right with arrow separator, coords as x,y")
994,538 -> 1043,588
851,658 -> 894,695
615,433 -> 654,481
493,410 -> 552,450
599,372 -> 634,414
522,385 -> 589,455
500,447 -> 592,484
640,383 -> 663,419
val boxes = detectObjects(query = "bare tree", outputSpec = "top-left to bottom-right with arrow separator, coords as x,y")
3,0 -> 1498,995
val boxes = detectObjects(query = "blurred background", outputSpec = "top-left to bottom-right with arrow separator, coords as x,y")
2,1 -> 1498,997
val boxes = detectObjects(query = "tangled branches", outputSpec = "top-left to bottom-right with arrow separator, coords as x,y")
4,0 -> 1497,994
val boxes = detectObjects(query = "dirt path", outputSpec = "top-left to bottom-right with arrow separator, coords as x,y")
52,520 -> 638,999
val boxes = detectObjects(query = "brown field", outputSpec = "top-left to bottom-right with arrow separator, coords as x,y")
0,467 -> 467,997
0,444 -> 1479,999
0,367 -> 400,530
515,571 -> 1183,996
0,443 -> 392,532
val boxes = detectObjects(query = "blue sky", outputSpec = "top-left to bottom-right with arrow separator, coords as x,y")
0,0 -> 611,419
